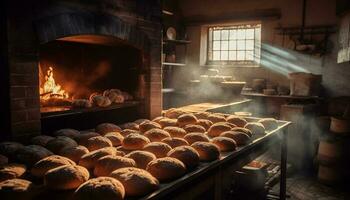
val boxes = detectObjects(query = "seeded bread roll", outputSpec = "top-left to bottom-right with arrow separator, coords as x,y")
196,119 -> 213,130
244,122 -> 266,135
95,123 -> 121,135
139,121 -> 161,133
0,154 -> 8,166
53,129 -> 80,138
30,135 -> 55,147
16,145 -> 53,166
44,165 -> 89,190
125,151 -> 156,169
211,137 -> 237,152
46,136 -> 78,154
31,155 -> 75,178
144,128 -> 170,142
78,147 -> 119,170
161,137 -> 189,148
59,145 -> 89,163
0,164 -> 26,182
110,167 -> 159,197
220,131 -> 250,146
177,114 -> 198,127
94,155 -> 136,177
120,129 -> 140,137
0,179 -> 38,200
207,123 -> 232,137
167,146 -> 200,169
163,126 -> 187,138
120,122 -> 139,131
164,108 -> 187,119
143,142 -> 172,158
183,124 -> 206,133
191,142 -> 220,162
226,116 -> 248,127
146,157 -> 186,182
74,132 -> 100,146
122,133 -> 150,150
258,118 -> 278,131
85,136 -> 112,151
104,132 -> 124,147
184,132 -> 210,144
158,118 -> 177,128
73,177 -> 125,200
231,127 -> 253,137
193,112 -> 210,120
0,142 -> 24,160
207,114 -> 226,123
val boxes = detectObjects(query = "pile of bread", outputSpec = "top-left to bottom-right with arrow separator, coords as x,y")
0,108 -> 278,200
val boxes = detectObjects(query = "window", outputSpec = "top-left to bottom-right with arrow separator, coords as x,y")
207,24 -> 261,65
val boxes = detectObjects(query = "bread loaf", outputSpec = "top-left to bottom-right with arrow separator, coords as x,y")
59,145 -> 89,163
46,136 -> 78,154
30,135 -> 55,147
0,142 -> 24,160
78,147 -> 118,170
0,179 -> 38,200
211,137 -> 237,152
53,129 -> 80,138
74,132 -> 100,146
177,114 -> 198,127
231,127 -> 253,137
144,128 -> 170,142
158,118 -> 177,128
0,164 -> 26,182
16,145 -> 53,166
95,123 -> 121,135
164,108 -> 187,119
184,132 -> 210,144
193,112 -> 210,120
121,133 -> 150,150
258,118 -> 278,131
125,151 -> 156,169
146,157 -> 186,182
104,132 -> 123,147
220,131 -> 250,146
143,142 -> 172,158
31,155 -> 75,178
163,126 -> 187,138
120,122 -> 139,131
139,121 -> 161,133
226,116 -> 247,127
120,129 -> 139,137
207,114 -> 226,123
167,146 -> 200,169
244,122 -> 266,135
183,124 -> 206,133
161,137 -> 189,148
85,136 -> 112,151
94,155 -> 135,177
195,119 -> 213,130
191,142 -> 220,162
44,165 -> 89,190
207,123 -> 232,137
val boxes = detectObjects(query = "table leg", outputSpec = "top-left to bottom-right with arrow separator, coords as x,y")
280,128 -> 288,200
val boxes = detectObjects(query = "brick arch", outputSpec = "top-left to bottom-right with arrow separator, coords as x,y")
34,12 -> 150,51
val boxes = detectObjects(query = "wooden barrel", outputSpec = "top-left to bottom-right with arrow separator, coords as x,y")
317,135 -> 343,165
318,164 -> 342,185
330,117 -> 350,134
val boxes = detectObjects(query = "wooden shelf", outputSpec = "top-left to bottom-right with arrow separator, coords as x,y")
163,39 -> 191,45
162,62 -> 186,66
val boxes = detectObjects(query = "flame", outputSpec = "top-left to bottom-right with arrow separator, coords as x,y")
40,66 -> 69,100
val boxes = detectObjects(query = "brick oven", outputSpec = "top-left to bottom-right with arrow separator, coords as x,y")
0,0 -> 162,141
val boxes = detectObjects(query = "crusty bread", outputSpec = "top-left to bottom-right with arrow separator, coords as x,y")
95,123 -> 121,135
74,132 -> 100,146
30,135 -> 55,147
59,145 -> 89,163
85,136 -> 112,151
177,114 -> 198,127
94,155 -> 135,177
167,146 -> 200,169
220,131 -> 250,146
226,116 -> 248,127
163,126 -> 187,138
125,151 -> 156,169
44,165 -> 89,190
73,177 -> 125,200
53,129 -> 80,138
0,142 -> 24,160
183,124 -> 206,133
258,118 -> 278,131
78,147 -> 119,170
0,164 -> 26,182
134,119 -> 150,125
0,154 -> 8,166
139,121 -> 161,133
31,155 -> 75,178
46,136 -> 78,154
244,122 -> 266,135
231,127 -> 253,137
161,137 -> 189,148
104,132 -> 124,147
143,142 -> 172,158
207,114 -> 226,123
152,116 -> 165,124
120,122 -> 139,131
158,118 -> 177,128
120,129 -> 140,137
195,119 -> 213,130
193,112 -> 210,120
0,178 -> 38,200
207,123 -> 232,137
184,132 -> 210,144
191,142 -> 220,162
110,167 -> 159,197
164,108 -> 187,119
144,128 -> 170,142
122,133 -> 150,150
16,145 -> 53,166
146,157 -> 186,182
211,137 -> 237,152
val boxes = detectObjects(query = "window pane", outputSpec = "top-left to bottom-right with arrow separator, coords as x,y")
246,29 -> 254,39
229,40 -> 236,50
213,41 -> 220,50
213,51 -> 220,60
213,30 -> 220,40
246,51 -> 254,60
246,40 -> 254,50
221,41 -> 229,50
237,40 -> 245,50
237,29 -> 245,39
237,51 -> 245,60
221,51 -> 228,60
221,30 -> 229,40
229,30 -> 236,39
229,51 -> 237,60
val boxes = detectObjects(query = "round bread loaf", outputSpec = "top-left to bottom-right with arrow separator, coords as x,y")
193,112 -> 210,120
0,154 -> 8,166
122,133 -> 150,150
167,146 -> 199,169
207,114 -> 226,123
226,116 -> 248,127
125,151 -> 156,169
207,123 -> 232,137
258,118 -> 278,131
94,155 -> 136,177
164,108 -> 187,119
244,122 -> 266,135
143,142 -> 172,158
59,145 -> 89,163
177,114 -> 198,127
220,131 -> 250,146
211,137 -> 237,152
74,132 -> 100,146
30,135 -> 55,147
0,179 -> 38,200
218,122 -> 237,128
79,147 -> 119,170
120,129 -> 140,137
139,121 -> 161,133
115,146 -> 132,155
158,118 -> 177,128
104,132 -> 124,147
231,127 -> 253,137
95,123 -> 121,135
120,122 -> 139,131
46,136 -> 78,154
196,119 -> 213,130
134,119 -> 150,125
44,165 -> 89,190
184,124 -> 206,133
0,142 -> 24,160
73,177 -> 125,200
85,136 -> 112,151
191,142 -> 220,162
110,167 -> 159,197
0,164 -> 26,182
146,157 -> 186,182
31,155 -> 75,178
163,126 -> 187,138
152,116 -> 165,124
144,128 -> 170,142
184,132 -> 210,144
53,129 -> 80,138
16,145 -> 53,166
161,137 -> 189,148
